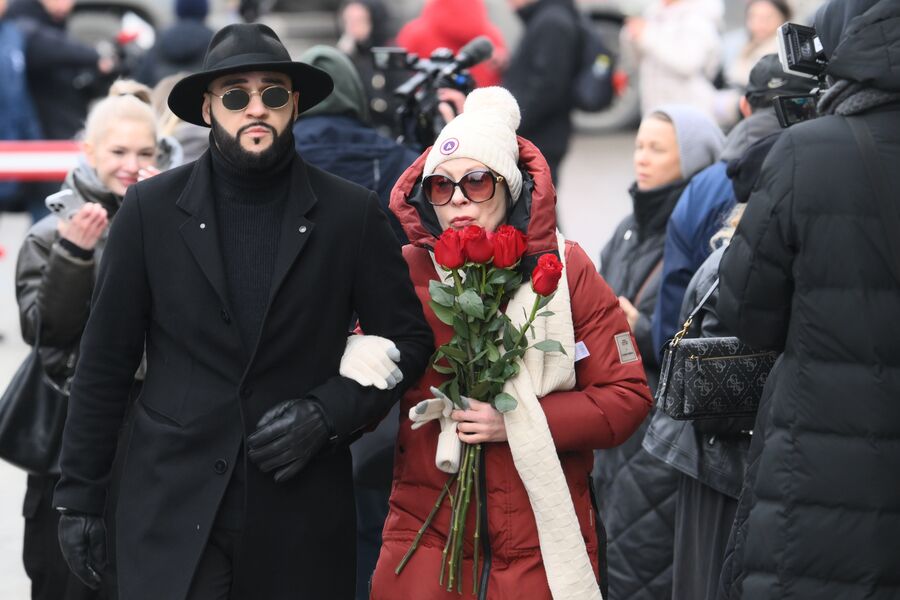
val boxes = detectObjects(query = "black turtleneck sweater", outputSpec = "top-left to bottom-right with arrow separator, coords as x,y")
209,138 -> 294,530
210,138 -> 293,352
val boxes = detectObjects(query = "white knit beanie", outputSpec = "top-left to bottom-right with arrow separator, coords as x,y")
423,87 -> 523,202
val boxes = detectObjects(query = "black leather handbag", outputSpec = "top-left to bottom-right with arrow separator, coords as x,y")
656,279 -> 778,430
0,320 -> 67,475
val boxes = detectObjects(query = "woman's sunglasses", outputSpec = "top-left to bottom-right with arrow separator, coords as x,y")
207,85 -> 292,112
422,170 -> 505,206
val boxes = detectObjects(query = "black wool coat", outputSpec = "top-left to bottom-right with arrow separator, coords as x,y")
54,151 -> 433,600
717,3 -> 900,594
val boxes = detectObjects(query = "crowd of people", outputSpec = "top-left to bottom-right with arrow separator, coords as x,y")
0,0 -> 898,599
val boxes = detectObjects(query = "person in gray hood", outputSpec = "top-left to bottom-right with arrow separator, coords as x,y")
716,1 -> 900,598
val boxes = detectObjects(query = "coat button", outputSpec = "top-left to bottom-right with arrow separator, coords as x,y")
214,459 -> 228,474
298,225 -> 307,233
220,309 -> 231,324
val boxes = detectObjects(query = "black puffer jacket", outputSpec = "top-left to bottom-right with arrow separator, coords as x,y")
717,1 -> 900,598
593,179 -> 687,600
503,0 -> 579,176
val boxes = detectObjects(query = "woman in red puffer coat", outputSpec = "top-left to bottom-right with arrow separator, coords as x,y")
366,87 -> 652,600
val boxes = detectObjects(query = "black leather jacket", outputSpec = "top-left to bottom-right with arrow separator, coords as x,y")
642,246 -> 751,498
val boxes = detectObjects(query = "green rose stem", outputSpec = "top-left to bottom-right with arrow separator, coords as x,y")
512,294 -> 543,351
446,442 -> 474,591
395,473 -> 457,575
451,268 -> 476,388
472,443 -> 482,595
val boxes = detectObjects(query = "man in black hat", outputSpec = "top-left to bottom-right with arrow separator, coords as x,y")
51,23 -> 432,600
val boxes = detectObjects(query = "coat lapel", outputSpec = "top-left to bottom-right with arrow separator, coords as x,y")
176,152 -> 234,315
266,156 -> 318,306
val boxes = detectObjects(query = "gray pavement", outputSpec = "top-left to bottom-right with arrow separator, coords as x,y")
0,131 -> 636,597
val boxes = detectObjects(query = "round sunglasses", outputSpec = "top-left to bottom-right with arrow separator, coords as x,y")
207,85 -> 292,112
422,170 -> 505,206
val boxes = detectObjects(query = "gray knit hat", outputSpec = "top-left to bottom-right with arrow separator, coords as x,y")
650,104 -> 725,179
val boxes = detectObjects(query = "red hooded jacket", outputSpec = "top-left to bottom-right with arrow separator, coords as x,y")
370,138 -> 652,599
396,0 -> 507,88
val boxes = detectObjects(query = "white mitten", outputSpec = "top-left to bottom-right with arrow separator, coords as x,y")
339,335 -> 403,390
409,386 -> 469,474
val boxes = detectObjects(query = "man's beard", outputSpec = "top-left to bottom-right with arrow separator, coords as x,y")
210,110 -> 296,171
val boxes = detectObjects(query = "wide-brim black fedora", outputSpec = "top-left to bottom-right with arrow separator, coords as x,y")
168,23 -> 334,127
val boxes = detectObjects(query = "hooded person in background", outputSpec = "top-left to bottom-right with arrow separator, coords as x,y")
593,104 -> 724,600
294,45 -> 416,244
650,54 -> 813,354
716,1 -> 900,598
135,0 -> 214,88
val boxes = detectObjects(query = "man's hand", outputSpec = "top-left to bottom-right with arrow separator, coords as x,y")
247,400 -> 332,483
57,511 -> 106,590
58,203 -> 108,251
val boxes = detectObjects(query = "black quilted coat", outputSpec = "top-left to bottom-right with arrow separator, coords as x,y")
716,1 -> 900,597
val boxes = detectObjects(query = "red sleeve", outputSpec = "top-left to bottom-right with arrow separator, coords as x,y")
540,242 -> 653,452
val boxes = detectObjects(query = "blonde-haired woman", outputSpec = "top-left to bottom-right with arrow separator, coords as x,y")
15,93 -> 158,599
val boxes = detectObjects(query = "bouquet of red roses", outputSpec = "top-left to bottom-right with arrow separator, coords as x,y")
396,224 -> 564,594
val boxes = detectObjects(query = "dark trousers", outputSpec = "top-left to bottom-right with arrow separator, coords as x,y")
23,474 -> 104,600
672,473 -> 739,600
185,528 -> 238,600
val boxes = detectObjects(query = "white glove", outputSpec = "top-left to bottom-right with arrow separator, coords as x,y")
339,335 -> 403,390
409,386 -> 470,474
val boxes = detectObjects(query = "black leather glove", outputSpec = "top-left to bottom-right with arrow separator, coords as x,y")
57,510 -> 106,590
247,399 -> 332,483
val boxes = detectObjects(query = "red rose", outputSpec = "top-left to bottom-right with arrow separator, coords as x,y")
531,253 -> 563,296
461,225 -> 493,264
434,228 -> 465,269
491,225 -> 527,268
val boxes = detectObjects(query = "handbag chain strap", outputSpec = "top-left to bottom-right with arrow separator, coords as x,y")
847,117 -> 900,282
671,278 -> 719,347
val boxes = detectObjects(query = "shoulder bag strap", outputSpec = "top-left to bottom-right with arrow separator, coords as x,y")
847,117 -> 900,282
670,278 -> 719,346
632,257 -> 664,307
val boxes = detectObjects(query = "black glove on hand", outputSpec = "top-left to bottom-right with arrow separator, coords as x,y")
57,511 -> 106,590
247,399 -> 332,483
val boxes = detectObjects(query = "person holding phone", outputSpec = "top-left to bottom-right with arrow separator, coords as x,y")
14,90 -> 158,600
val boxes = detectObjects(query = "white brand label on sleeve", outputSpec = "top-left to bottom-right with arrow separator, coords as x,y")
614,332 -> 639,364
574,341 -> 590,362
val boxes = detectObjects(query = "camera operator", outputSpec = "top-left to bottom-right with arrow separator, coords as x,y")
715,1 -> 900,597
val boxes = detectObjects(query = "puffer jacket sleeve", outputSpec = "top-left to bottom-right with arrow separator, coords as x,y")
718,132 -> 796,351
540,242 -> 653,452
15,218 -> 95,349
